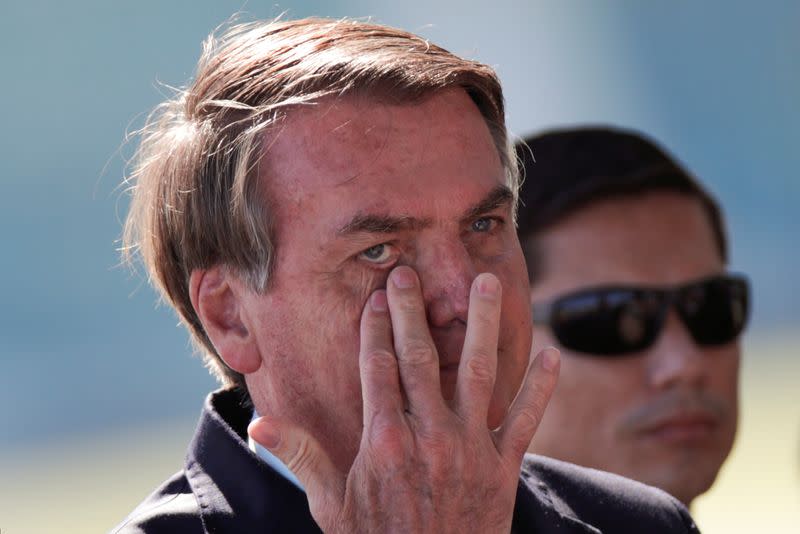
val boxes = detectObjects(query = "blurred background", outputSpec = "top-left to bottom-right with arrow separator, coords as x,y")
1,1 -> 797,532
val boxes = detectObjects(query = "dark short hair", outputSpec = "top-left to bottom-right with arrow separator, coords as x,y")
515,126 -> 728,282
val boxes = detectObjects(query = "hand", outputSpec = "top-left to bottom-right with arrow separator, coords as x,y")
249,266 -> 560,533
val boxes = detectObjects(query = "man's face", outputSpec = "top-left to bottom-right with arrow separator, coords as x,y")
526,192 -> 740,505
239,90 -> 532,471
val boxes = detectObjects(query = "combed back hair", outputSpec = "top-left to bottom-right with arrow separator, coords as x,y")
122,17 -> 516,392
515,126 -> 728,283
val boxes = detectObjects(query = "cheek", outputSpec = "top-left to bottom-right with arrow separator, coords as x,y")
706,344 -> 741,404
497,266 -> 533,359
488,242 -> 531,320
555,355 -> 644,427
308,267 -> 389,372
490,258 -> 534,410
320,265 -> 389,313
263,271 -> 368,383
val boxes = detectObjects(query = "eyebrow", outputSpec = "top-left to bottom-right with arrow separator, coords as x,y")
337,214 -> 431,235
337,184 -> 514,236
459,185 -> 514,223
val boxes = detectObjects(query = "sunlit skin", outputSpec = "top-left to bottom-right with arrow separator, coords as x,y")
197,89 -> 534,474
527,192 -> 740,505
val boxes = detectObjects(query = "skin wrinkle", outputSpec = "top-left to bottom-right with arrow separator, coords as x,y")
329,99 -> 393,187
338,214 -> 429,235
237,89 -> 531,475
460,186 -> 514,225
324,187 -> 515,345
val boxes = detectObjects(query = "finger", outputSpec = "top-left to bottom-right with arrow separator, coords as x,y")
248,415 -> 343,513
386,266 -> 444,416
360,289 -> 405,422
496,347 -> 560,461
453,272 -> 501,425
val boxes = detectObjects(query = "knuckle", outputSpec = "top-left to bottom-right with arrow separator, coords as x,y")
507,430 -> 535,457
526,391 -> 550,422
363,348 -> 397,371
286,435 -> 318,476
396,295 -> 424,314
419,427 -> 456,461
419,427 -> 459,481
361,350 -> 399,390
511,407 -> 543,447
399,340 -> 437,367
367,416 -> 407,466
464,353 -> 495,385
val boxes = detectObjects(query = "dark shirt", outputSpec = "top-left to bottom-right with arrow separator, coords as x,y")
113,388 -> 700,533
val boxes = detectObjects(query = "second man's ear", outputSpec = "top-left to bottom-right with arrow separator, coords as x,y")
189,266 -> 262,375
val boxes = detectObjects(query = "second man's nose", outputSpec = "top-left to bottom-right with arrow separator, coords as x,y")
646,309 -> 708,390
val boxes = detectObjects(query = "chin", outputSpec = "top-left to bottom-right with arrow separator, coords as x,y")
662,479 -> 713,507
635,460 -> 720,506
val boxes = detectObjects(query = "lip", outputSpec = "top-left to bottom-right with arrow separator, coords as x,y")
638,413 -> 719,445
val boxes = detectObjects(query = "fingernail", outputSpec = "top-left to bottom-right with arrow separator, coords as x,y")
249,419 -> 281,449
391,267 -> 415,289
370,290 -> 388,311
540,347 -> 560,372
476,273 -> 499,297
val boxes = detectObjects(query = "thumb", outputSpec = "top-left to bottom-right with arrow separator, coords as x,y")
248,415 -> 344,510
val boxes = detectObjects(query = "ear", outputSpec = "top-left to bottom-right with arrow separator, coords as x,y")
189,266 -> 262,375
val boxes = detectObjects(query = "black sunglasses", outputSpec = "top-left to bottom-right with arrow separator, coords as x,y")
532,274 -> 750,356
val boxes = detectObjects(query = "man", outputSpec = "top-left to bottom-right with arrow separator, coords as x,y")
517,127 -> 748,507
115,19 -> 698,533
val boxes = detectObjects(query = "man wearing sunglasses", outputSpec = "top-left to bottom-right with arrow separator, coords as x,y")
517,126 -> 748,507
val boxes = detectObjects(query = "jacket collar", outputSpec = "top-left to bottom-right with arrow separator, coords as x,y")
186,389 -> 598,534
184,389 -> 321,533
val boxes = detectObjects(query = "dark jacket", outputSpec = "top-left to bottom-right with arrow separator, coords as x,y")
113,389 -> 700,533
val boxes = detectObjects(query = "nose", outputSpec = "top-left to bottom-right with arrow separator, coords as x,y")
414,238 -> 476,327
646,309 -> 709,390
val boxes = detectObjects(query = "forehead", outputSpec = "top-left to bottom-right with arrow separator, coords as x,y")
531,192 -> 724,298
260,90 -> 506,233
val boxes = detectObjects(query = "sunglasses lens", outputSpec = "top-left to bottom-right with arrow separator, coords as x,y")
679,275 -> 749,345
550,290 -> 662,356
541,274 -> 749,356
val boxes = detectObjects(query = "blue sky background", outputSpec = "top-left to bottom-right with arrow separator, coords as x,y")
1,1 -> 797,450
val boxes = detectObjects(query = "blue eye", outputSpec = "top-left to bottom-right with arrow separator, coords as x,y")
360,243 -> 393,263
472,217 -> 495,232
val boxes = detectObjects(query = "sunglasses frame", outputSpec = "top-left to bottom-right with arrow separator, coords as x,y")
532,273 -> 750,356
